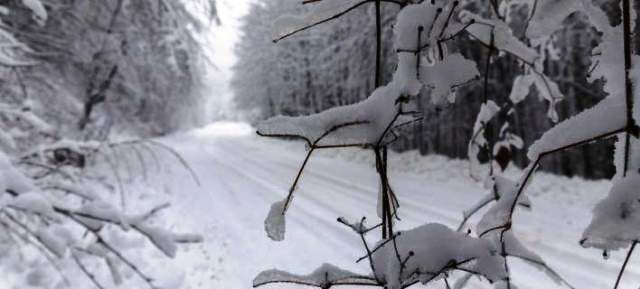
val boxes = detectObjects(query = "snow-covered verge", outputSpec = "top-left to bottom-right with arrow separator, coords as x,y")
0,143 -> 208,289
157,122 -> 638,289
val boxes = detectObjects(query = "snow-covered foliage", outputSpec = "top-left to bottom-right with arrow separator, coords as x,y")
0,2 -> 212,288
0,140 -> 203,288
250,0 -> 640,288
371,223 -> 506,289
582,173 -> 640,251
249,1 -> 580,288
241,0 -> 640,288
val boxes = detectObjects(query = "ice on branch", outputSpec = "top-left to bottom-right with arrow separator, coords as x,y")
253,263 -> 376,288
582,173 -> 640,251
265,199 -> 286,241
528,97 -> 625,160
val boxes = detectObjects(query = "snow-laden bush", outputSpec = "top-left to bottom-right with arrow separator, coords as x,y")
253,0 -> 640,288
0,2 -> 204,288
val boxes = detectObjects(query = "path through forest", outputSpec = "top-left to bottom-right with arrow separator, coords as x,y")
158,122 -> 640,289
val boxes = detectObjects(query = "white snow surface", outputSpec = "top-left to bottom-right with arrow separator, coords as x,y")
6,122 -> 635,288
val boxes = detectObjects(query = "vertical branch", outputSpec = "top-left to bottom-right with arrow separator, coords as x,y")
416,26 -> 423,78
484,30 -> 496,176
374,147 -> 394,239
383,147 -> 393,236
375,148 -> 389,239
614,241 -> 637,289
375,0 -> 382,88
622,0 -> 636,177
373,0 -> 388,240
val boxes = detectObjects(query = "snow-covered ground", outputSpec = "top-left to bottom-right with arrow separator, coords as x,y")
149,122 -> 640,289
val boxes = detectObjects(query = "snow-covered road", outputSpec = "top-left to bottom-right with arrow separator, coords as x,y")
159,122 -> 640,289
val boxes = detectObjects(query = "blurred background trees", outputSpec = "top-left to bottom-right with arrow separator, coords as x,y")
231,0 -> 629,179
1,0 -> 217,147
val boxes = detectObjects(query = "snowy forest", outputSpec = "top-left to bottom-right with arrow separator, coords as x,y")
233,0 -> 631,179
3,0 -> 640,289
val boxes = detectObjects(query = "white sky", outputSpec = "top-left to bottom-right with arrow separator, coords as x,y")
204,0 -> 252,120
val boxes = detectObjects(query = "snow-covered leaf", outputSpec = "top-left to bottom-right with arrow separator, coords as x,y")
264,200 -> 286,241
420,53 -> 480,104
582,173 -> 640,251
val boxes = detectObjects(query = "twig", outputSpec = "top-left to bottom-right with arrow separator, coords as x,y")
614,241 -> 637,289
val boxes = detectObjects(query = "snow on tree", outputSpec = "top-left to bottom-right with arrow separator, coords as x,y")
249,0 -> 640,288
0,2 -> 211,288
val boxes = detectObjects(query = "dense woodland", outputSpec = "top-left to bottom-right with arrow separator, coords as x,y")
233,0 -> 637,179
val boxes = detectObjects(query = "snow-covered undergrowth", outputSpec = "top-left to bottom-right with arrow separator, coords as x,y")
0,142 -> 207,289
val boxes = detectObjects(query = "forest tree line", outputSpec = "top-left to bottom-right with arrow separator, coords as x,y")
1,0 -> 217,149
232,0 -> 637,179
